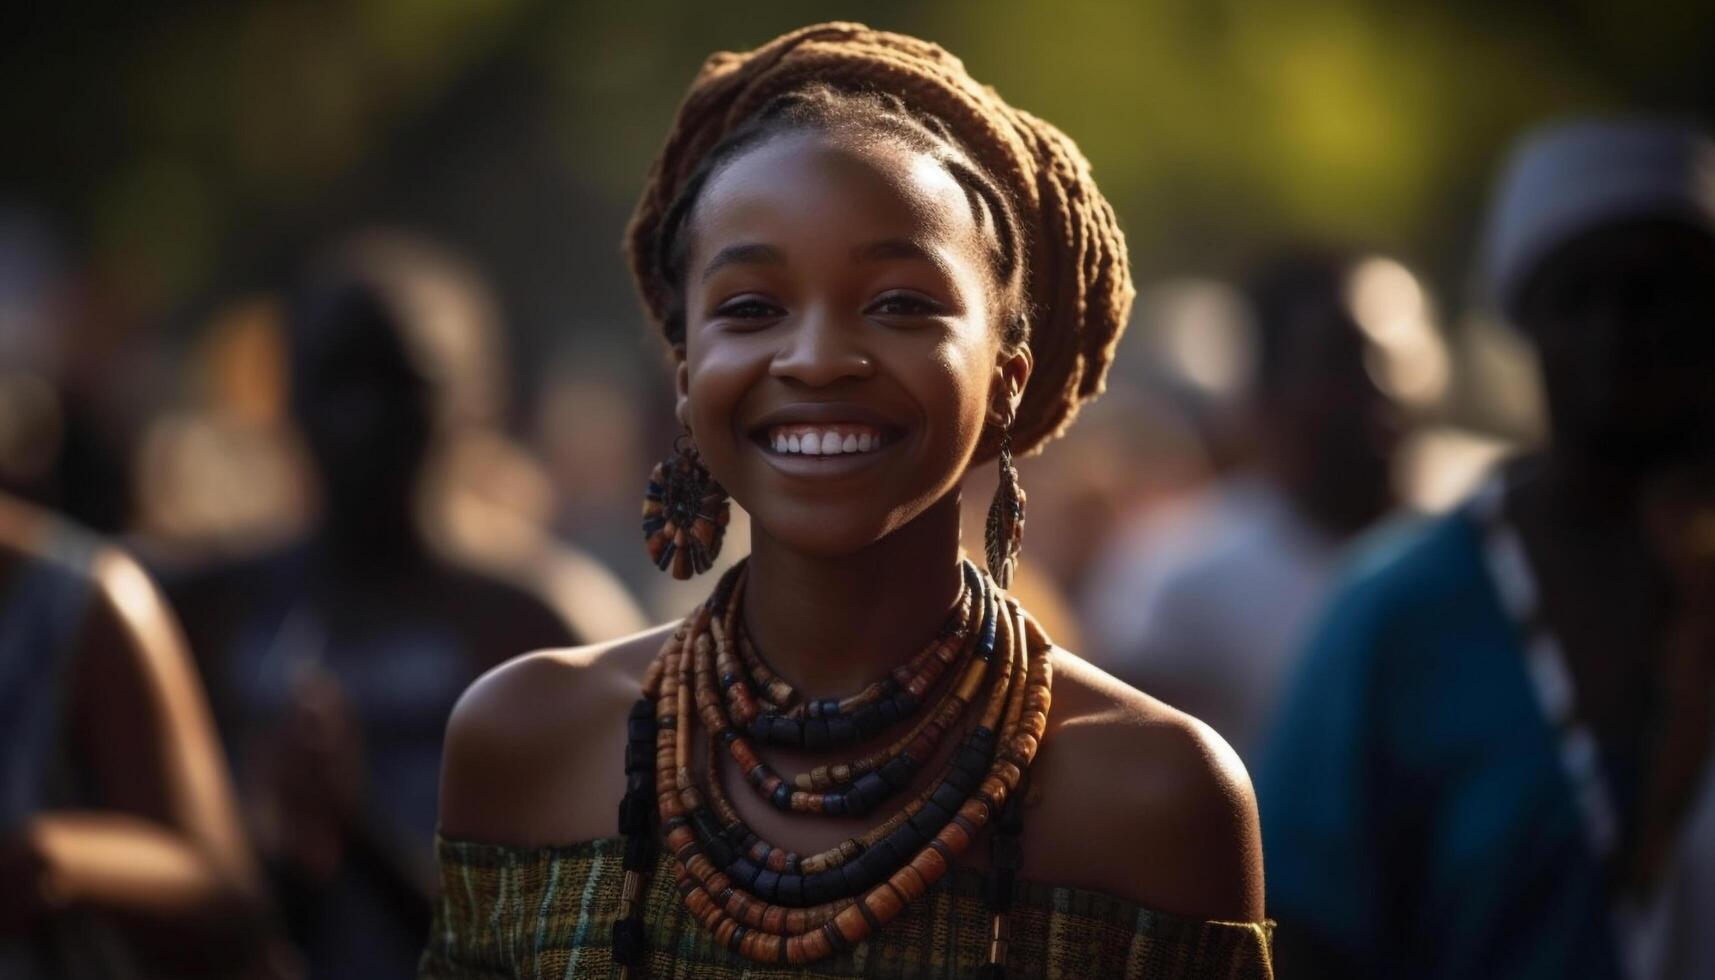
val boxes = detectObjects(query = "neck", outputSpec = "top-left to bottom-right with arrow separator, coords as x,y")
740,491 -> 968,698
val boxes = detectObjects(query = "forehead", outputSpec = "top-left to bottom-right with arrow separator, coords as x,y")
689,129 -> 987,264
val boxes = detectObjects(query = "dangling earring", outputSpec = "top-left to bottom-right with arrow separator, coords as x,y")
985,417 -> 1026,589
642,433 -> 730,579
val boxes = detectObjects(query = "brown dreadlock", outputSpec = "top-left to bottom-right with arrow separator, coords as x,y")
625,21 -> 1134,457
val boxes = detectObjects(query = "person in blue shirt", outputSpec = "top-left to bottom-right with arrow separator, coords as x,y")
1259,119 -> 1715,980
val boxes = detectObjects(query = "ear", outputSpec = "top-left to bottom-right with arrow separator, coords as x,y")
672,347 -> 691,430
991,344 -> 1033,425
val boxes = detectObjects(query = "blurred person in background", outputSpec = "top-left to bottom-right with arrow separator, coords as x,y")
0,492 -> 282,978
1260,119 -> 1715,980
155,234 -> 596,980
1082,248 -> 1406,761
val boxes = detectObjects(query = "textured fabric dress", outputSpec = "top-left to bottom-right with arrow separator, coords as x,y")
421,836 -> 1274,979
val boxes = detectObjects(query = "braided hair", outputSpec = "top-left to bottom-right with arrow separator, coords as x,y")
626,22 -> 1134,456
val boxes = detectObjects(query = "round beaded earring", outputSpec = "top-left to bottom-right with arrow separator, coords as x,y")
642,433 -> 731,578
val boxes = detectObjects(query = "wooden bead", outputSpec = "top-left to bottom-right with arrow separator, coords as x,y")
864,881 -> 905,921
832,904 -> 871,946
891,863 -> 928,903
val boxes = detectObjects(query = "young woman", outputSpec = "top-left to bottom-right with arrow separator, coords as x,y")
424,23 -> 1271,979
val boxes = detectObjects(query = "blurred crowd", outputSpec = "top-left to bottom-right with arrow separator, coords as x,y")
2,98 -> 1712,979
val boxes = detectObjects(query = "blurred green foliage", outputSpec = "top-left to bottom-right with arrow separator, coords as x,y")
4,0 -> 1711,333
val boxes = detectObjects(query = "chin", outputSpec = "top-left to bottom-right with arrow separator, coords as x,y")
745,501 -> 902,558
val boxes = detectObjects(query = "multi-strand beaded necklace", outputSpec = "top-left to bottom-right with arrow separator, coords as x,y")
612,558 -> 1053,977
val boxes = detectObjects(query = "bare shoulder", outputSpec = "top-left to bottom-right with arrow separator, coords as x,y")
437,621 -> 678,846
1018,647 -> 1264,921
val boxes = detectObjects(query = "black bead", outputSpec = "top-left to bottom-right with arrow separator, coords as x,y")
771,782 -> 792,810
769,715 -> 803,746
617,793 -> 653,835
777,872 -> 805,907
827,715 -> 857,745
628,716 -> 655,742
954,743 -> 990,776
754,868 -> 781,902
971,725 -> 995,745
947,765 -> 980,795
868,834 -> 906,868
877,697 -> 900,723
823,791 -> 847,817
705,835 -> 735,869
887,821 -> 928,855
691,808 -> 724,844
623,833 -> 654,871
931,780 -> 966,815
629,698 -> 654,721
880,755 -> 916,790
840,858 -> 871,899
728,857 -> 761,889
626,770 -> 652,797
804,717 -> 831,750
849,849 -> 888,891
851,772 -> 891,813
907,806 -> 944,840
720,671 -> 740,688
624,741 -> 653,774
611,918 -> 646,966
803,870 -> 831,906
749,716 -> 770,740
892,690 -> 918,715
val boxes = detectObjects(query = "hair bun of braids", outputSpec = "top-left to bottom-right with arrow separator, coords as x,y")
626,21 -> 1134,456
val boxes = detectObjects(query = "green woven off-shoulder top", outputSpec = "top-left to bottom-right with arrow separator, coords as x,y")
420,836 -> 1274,979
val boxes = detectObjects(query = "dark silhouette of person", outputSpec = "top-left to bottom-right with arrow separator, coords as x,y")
159,237 -> 579,979
1260,120 -> 1715,980
0,492 -> 283,978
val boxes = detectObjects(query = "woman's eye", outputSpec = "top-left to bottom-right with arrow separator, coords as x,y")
867,292 -> 943,318
714,297 -> 783,320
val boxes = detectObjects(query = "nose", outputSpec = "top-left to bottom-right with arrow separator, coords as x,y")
768,305 -> 875,387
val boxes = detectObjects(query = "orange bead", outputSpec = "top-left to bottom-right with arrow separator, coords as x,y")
832,904 -> 871,945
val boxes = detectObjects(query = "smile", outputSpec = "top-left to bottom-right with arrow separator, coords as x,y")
765,424 -> 889,456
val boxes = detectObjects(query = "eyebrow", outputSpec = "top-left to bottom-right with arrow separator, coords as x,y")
700,242 -> 786,282
853,238 -> 942,267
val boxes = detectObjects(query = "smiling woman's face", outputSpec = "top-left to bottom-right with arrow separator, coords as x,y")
677,129 -> 1025,558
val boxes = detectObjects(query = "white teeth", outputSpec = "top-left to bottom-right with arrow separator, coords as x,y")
767,426 -> 888,456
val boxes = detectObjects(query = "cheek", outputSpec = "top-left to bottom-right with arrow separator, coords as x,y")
915,331 -> 996,461
682,334 -> 768,469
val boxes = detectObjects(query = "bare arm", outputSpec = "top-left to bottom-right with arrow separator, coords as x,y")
6,547 -> 272,973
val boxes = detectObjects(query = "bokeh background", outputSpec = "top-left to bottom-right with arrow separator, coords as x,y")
6,0 -> 1714,621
